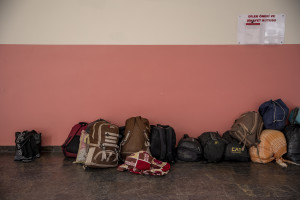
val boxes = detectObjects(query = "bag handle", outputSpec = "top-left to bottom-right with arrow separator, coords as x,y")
183,134 -> 189,139
209,132 -> 218,141
157,124 -> 170,129
273,100 -> 286,122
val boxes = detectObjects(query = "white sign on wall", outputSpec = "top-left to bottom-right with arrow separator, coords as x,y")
237,14 -> 285,44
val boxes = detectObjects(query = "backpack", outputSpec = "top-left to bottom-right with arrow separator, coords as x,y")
176,134 -> 202,162
14,130 -> 41,162
62,122 -> 88,158
230,111 -> 263,148
283,125 -> 300,164
249,129 -> 289,167
84,121 -> 119,168
259,99 -> 289,130
150,124 -> 176,163
85,118 -> 107,133
120,116 -> 151,160
289,107 -> 300,125
222,131 -> 249,162
198,132 -> 225,162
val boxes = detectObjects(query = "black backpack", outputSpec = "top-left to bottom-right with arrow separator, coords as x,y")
283,125 -> 300,164
222,131 -> 250,162
14,130 -> 41,162
150,124 -> 176,163
198,132 -> 225,162
176,134 -> 202,162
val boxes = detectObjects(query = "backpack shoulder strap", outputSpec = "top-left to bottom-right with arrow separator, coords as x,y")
120,117 -> 136,146
292,108 -> 300,124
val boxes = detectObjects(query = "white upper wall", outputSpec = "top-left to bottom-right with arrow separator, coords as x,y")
0,0 -> 299,44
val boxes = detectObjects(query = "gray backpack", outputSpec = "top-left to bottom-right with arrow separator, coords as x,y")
230,111 -> 264,149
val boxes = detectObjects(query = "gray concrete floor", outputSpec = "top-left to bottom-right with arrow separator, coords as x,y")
0,152 -> 300,200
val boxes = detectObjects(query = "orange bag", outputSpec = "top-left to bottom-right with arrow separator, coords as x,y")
249,129 -> 288,167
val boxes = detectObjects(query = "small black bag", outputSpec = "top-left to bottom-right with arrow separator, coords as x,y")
14,130 -> 41,162
283,125 -> 300,164
222,131 -> 250,162
198,132 -> 225,162
176,134 -> 202,162
150,124 -> 176,163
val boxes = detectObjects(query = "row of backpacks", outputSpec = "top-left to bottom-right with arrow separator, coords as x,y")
62,117 -> 176,170
61,99 -> 300,171
176,99 -> 300,167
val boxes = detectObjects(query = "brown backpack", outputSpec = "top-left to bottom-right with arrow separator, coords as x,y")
84,121 -> 119,168
229,111 -> 264,149
120,116 -> 151,160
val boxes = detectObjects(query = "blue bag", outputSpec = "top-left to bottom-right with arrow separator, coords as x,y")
259,99 -> 289,130
289,107 -> 300,125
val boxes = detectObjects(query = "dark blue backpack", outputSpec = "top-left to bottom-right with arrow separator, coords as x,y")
259,99 -> 289,130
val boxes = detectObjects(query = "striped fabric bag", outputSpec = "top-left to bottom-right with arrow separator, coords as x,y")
249,129 -> 295,167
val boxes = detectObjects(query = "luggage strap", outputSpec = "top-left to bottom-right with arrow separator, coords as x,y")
279,158 -> 300,166
120,118 -> 136,147
292,107 -> 299,124
89,142 -> 118,149
236,123 -> 251,150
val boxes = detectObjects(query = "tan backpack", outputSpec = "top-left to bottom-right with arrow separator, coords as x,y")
120,116 -> 151,160
84,121 -> 119,168
230,111 -> 264,149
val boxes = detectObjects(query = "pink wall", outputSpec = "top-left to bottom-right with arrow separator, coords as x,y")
0,45 -> 299,146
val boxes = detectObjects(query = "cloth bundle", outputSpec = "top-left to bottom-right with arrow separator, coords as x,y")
249,129 -> 290,167
117,151 -> 170,176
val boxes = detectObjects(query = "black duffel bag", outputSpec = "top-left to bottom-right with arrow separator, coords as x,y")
176,134 -> 202,162
14,130 -> 41,162
222,131 -> 250,162
198,132 -> 225,162
283,125 -> 300,164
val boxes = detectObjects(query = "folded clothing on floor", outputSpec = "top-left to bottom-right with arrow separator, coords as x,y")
117,151 -> 170,176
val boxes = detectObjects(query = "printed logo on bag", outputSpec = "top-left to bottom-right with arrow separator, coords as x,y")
214,141 -> 219,145
231,147 -> 243,153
